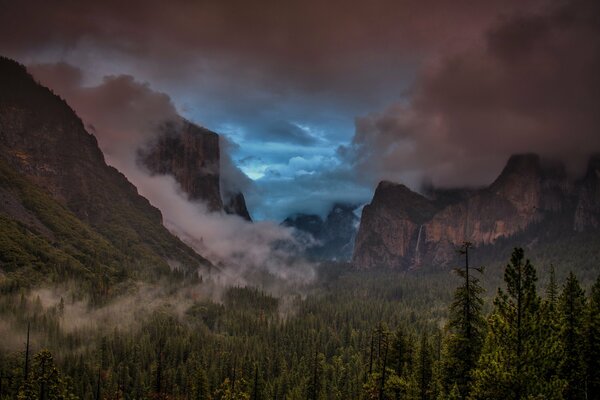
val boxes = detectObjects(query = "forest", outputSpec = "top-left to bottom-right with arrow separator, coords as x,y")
0,244 -> 599,400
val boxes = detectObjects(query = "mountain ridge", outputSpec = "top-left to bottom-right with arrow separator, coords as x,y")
0,56 -> 211,289
353,153 -> 600,270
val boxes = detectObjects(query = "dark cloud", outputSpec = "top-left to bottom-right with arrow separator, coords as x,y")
4,0 -> 599,218
28,62 -> 314,283
0,0 -> 537,105
345,0 -> 600,189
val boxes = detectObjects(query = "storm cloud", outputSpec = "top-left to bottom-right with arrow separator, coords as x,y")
29,62 -> 314,285
2,0 -> 599,218
345,0 -> 600,189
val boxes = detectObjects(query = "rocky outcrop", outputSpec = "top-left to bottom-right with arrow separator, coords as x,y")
141,120 -> 223,211
283,203 -> 360,261
224,192 -> 252,221
574,154 -> 600,231
353,183 -> 437,269
0,56 -> 210,271
353,153 -> 596,269
140,120 -> 252,220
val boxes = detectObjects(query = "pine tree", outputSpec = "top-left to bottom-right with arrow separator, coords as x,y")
18,349 -> 76,400
416,333 -> 433,400
470,248 -> 564,400
587,275 -> 600,400
442,242 -> 485,399
389,327 -> 413,379
193,367 -> 211,400
539,264 -> 563,384
559,272 -> 586,400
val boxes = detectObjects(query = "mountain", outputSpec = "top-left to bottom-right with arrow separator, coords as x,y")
0,56 -> 211,290
140,120 -> 252,221
282,203 -> 360,261
353,153 -> 600,270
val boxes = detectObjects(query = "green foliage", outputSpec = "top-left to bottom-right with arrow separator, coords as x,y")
559,273 -> 587,400
587,276 -> 600,400
17,349 -> 77,400
0,248 -> 599,399
470,248 -> 565,400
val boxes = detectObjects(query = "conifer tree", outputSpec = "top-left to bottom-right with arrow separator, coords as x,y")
389,327 -> 412,379
416,333 -> 433,400
470,248 -> 563,400
587,275 -> 600,400
442,242 -> 485,399
539,264 -> 563,382
559,272 -> 586,400
18,350 -> 76,400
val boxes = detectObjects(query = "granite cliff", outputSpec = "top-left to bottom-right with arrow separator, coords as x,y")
140,120 -> 252,220
353,153 -> 599,269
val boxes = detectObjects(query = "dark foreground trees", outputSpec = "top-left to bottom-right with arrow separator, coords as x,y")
1,249 -> 600,399
470,248 -> 564,399
442,242 -> 486,399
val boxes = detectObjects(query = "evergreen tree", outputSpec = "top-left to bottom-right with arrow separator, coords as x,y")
389,327 -> 413,379
18,349 -> 76,400
539,264 -> 563,384
470,248 -> 563,400
587,275 -> 600,400
193,367 -> 211,400
416,333 -> 433,400
442,242 -> 485,399
559,272 -> 586,400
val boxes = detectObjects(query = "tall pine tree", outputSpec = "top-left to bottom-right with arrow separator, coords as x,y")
470,248 -> 564,400
559,272 -> 586,400
586,275 -> 600,400
442,242 -> 485,399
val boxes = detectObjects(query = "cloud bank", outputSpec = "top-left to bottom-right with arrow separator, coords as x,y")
344,0 -> 600,190
30,63 -> 315,286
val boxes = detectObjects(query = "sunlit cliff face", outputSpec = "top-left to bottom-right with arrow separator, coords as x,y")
2,0 -> 599,220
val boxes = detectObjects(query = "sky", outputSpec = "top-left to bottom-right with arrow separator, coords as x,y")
1,0 -> 599,221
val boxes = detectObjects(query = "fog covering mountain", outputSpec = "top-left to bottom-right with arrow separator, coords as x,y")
0,56 -> 212,292
140,119 -> 252,221
282,203 -> 360,261
353,153 -> 600,271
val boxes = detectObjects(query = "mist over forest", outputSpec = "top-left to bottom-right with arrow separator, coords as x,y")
1,0 -> 600,399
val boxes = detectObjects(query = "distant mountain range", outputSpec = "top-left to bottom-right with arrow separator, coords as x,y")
282,203 -> 360,261
353,153 -> 600,270
1,54 -> 599,284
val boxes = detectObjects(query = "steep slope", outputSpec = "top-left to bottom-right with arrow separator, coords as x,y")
0,56 -> 211,285
223,192 -> 252,221
141,120 -> 223,211
352,182 -> 437,269
353,153 -> 598,269
140,120 -> 252,220
574,154 -> 600,231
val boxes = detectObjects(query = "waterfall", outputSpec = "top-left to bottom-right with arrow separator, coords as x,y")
414,224 -> 424,263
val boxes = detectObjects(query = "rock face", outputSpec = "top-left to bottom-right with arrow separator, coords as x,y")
282,203 -> 360,261
352,182 -> 437,269
141,120 -> 223,211
0,56 -> 210,272
140,120 -> 252,220
574,155 -> 600,231
353,153 -> 598,269
224,192 -> 252,221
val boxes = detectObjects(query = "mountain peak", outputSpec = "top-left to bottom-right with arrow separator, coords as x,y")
585,153 -> 600,180
501,153 -> 542,175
